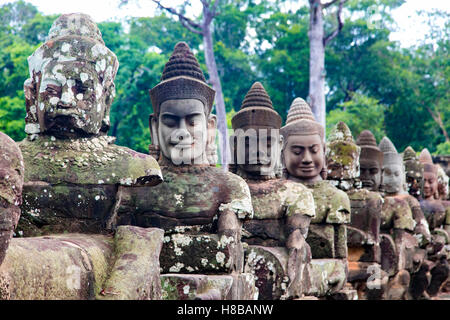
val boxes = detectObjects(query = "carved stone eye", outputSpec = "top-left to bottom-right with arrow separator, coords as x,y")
46,85 -> 60,96
75,79 -> 88,94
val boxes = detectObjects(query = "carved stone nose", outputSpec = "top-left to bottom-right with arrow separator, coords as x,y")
170,129 -> 191,144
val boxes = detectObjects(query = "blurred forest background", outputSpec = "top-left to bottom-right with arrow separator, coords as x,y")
0,0 -> 448,156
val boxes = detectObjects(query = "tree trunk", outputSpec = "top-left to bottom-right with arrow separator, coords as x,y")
427,107 -> 450,142
308,0 -> 326,130
203,23 -> 230,169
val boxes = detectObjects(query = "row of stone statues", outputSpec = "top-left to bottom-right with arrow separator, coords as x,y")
0,13 -> 449,300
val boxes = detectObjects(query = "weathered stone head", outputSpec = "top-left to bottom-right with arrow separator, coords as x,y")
280,98 -> 325,183
419,149 -> 438,201
230,82 -> 282,178
436,164 -> 449,200
24,13 -> 119,138
356,130 -> 383,191
379,136 -> 406,195
0,132 -> 24,265
403,146 -> 423,198
325,121 -> 360,189
149,42 -> 216,166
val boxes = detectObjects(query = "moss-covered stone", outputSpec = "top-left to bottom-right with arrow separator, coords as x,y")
161,274 -> 234,300
0,233 -> 113,300
381,196 -> 416,231
347,189 -> 382,246
304,258 -> 347,297
161,273 -> 258,300
305,180 -> 351,225
98,226 -> 164,300
420,199 -> 446,230
19,136 -> 161,186
17,135 -> 162,236
159,233 -> 238,274
241,179 -> 314,246
244,246 -> 289,300
117,165 -> 252,231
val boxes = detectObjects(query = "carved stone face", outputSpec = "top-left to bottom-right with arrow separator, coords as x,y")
360,159 -> 382,191
437,178 -> 449,200
423,172 -> 438,200
156,99 -> 214,165
406,174 -> 422,198
326,145 -> 360,180
382,163 -> 405,194
283,134 -> 324,183
235,126 -> 282,177
35,61 -> 108,137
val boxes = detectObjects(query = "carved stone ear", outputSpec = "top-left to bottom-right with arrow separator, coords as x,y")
207,114 -> 217,143
149,113 -> 160,160
320,151 -> 328,180
275,134 -> 285,178
100,81 -> 115,134
206,114 -> 218,166
23,77 -> 41,135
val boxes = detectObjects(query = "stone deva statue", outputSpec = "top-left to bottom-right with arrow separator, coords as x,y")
17,13 -> 162,236
326,122 -> 385,300
416,149 -> 450,298
230,82 -> 316,299
403,146 -> 424,199
380,137 -> 431,246
280,98 -> 352,298
379,137 -> 434,299
356,130 -> 383,192
436,165 -> 449,201
0,132 -> 24,266
1,13 -> 166,301
117,42 -> 256,300
418,149 -> 447,235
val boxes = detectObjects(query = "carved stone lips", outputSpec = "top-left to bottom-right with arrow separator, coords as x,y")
362,180 -> 374,187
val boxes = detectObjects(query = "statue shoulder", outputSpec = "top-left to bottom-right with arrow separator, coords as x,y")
110,145 -> 163,186
280,180 -> 315,218
217,170 -> 253,220
20,137 -> 162,186
349,189 -> 383,203
319,181 -> 351,224
385,196 -> 415,231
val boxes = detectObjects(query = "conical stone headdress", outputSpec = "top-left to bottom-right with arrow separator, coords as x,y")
25,13 -> 119,135
28,13 -> 118,77
403,146 -> 423,179
280,98 -> 324,140
326,122 -> 360,180
231,82 -> 281,129
403,146 -> 417,161
356,130 -> 383,166
379,136 -> 402,166
149,42 -> 215,115
419,148 -> 438,174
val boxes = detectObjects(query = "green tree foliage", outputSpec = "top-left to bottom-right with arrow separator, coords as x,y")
98,21 -> 168,152
0,0 -> 447,156
254,9 -> 310,121
326,92 -> 386,142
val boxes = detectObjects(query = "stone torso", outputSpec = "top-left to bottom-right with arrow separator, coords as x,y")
305,180 -> 351,225
119,165 -> 253,231
420,199 -> 446,230
18,135 -> 161,235
303,180 -> 350,259
381,196 -> 416,232
347,188 -> 382,245
242,179 -> 315,246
